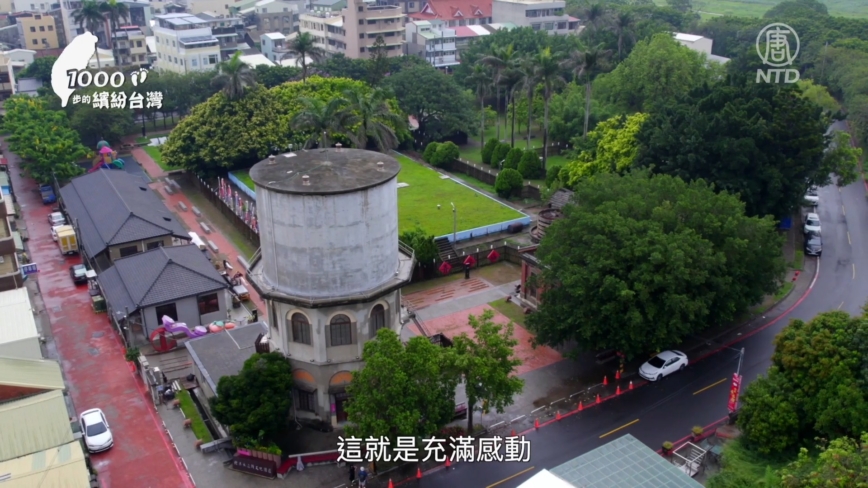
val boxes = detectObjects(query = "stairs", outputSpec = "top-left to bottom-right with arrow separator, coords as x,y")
434,237 -> 458,262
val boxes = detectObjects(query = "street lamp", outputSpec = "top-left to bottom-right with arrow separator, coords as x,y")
451,202 -> 457,243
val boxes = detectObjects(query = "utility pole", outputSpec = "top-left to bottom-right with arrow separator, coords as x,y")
735,347 -> 745,378
451,202 -> 456,243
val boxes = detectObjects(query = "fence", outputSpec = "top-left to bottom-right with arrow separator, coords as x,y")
227,172 -> 257,200
189,174 -> 261,249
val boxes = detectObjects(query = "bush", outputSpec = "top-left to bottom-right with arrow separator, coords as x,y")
544,165 -> 562,186
518,150 -> 542,179
495,168 -> 523,198
492,143 -> 512,168
430,141 -> 459,167
423,142 -> 440,164
504,148 -> 523,170
482,138 -> 499,165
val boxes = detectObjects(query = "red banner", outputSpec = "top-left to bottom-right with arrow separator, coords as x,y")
727,373 -> 742,413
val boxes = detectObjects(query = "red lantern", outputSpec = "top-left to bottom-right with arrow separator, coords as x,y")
487,250 -> 500,263
464,255 -> 476,267
438,262 -> 452,275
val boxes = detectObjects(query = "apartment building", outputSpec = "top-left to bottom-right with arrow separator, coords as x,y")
260,31 -> 289,62
15,12 -> 60,49
153,12 -> 243,73
310,0 -> 345,13
59,0 -> 151,50
343,0 -> 404,58
491,0 -> 577,34
0,193 -> 22,290
406,19 -> 512,69
298,12 -> 345,55
112,25 -> 148,66
408,0 -> 491,28
232,0 -> 302,37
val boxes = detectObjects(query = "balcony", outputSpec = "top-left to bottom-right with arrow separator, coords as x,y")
430,54 -> 458,67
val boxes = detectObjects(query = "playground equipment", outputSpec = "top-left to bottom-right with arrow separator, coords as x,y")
149,315 -> 237,352
207,320 -> 237,334
88,145 -> 125,173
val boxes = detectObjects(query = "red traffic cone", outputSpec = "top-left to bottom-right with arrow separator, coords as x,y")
511,429 -> 517,437
388,480 -> 394,488
615,370 -> 621,380
417,467 -> 423,479
445,458 -> 451,468
603,375 -> 608,386
616,385 -> 621,395
578,401 -> 583,411
534,418 -> 540,429
596,394 -> 601,404
629,381 -> 634,390
556,411 -> 562,421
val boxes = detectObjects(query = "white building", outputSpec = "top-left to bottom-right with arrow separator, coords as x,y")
0,288 -> 41,360
406,20 -> 514,69
153,12 -> 244,73
673,32 -> 729,63
260,31 -> 288,63
297,12 -> 345,56
239,53 -> 274,66
491,0 -> 578,34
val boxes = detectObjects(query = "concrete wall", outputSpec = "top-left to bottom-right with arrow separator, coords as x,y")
142,290 -> 228,333
18,13 -> 60,50
256,178 -> 400,298
107,235 -> 175,262
0,336 -> 42,360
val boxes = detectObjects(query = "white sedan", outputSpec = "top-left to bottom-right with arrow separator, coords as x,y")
80,408 -> 114,453
639,350 -> 688,382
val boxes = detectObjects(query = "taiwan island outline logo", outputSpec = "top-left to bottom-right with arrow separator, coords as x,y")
50,31 -> 162,110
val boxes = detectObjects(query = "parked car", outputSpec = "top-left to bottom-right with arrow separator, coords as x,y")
50,225 -> 61,241
639,350 -> 688,382
48,211 -> 66,227
804,213 -> 821,235
805,233 -> 822,257
70,264 -> 88,285
79,408 -> 113,453
803,192 -> 819,206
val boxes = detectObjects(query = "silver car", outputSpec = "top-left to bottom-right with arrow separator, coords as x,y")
80,408 -> 114,453
639,350 -> 688,382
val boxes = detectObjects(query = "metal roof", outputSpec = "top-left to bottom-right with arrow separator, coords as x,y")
674,32 -> 703,42
0,357 -> 64,390
59,169 -> 190,257
186,322 -> 268,393
548,434 -> 704,488
0,288 -> 37,347
97,244 -> 228,313
0,441 -> 90,488
179,35 -> 217,45
262,32 -> 285,40
518,469 -> 576,487
0,390 -> 74,461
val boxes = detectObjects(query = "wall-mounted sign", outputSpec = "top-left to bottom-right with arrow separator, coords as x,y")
232,455 -> 276,478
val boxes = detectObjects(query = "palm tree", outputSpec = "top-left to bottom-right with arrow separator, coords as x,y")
480,43 -> 516,141
341,87 -> 405,151
467,64 -> 491,156
291,97 -> 353,148
517,57 -> 538,149
533,47 -> 564,170
99,0 -> 129,67
503,68 -> 523,146
72,0 -> 105,69
283,32 -> 326,82
581,3 -> 609,41
564,45 -> 611,138
211,51 -> 256,100
613,12 -> 635,60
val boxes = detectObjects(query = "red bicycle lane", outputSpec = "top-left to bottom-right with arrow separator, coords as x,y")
4,142 -> 192,488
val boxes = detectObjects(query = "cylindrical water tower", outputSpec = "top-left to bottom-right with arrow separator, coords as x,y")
246,148 -> 415,426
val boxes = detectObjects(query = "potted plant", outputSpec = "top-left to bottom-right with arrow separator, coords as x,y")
124,348 -> 140,369
691,426 -> 704,441
662,441 -> 673,456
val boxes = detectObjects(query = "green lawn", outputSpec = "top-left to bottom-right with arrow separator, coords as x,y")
143,146 -> 171,171
135,136 -> 150,144
231,170 -> 255,190
231,156 -> 525,237
488,298 -> 527,327
176,389 -> 213,442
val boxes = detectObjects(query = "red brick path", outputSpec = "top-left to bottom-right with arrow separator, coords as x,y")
4,140 -> 193,488
403,278 -> 491,309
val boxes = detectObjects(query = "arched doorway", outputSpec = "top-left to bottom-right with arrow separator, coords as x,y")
329,371 -> 353,423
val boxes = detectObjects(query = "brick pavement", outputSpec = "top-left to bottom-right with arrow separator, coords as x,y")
3,138 -> 193,488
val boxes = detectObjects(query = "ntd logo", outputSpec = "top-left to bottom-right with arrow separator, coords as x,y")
755,23 -> 800,84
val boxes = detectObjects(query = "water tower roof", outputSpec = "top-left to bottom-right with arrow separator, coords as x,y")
250,148 -> 401,195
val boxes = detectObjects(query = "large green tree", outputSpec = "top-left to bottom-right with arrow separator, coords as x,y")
561,112 -> 648,185
18,56 -> 56,84
209,352 -> 294,448
211,51 -> 256,100
527,171 -> 785,359
778,434 -> 868,486
636,76 -> 852,219
453,310 -> 524,433
346,329 -> 459,441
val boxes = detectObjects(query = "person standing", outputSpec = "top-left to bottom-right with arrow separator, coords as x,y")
348,464 -> 356,486
358,466 -> 368,487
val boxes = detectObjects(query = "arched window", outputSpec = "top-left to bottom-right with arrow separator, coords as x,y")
370,304 -> 386,337
290,313 -> 311,345
328,314 -> 353,347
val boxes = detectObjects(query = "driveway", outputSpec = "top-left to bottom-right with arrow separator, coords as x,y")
4,140 -> 192,488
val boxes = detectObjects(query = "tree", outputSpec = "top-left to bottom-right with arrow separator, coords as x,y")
209,352 -> 293,448
580,3 -> 611,41
452,310 -> 524,433
346,329 -> 459,441
18,56 -> 56,84
563,45 -> 611,138
495,168 -> 523,197
99,0 -> 129,67
636,76 -> 854,219
517,150 -> 541,179
778,434 -> 868,487
253,64 -> 301,88
517,57 -> 538,148
613,12 -> 636,60
72,0 -> 105,69
468,64 -> 492,155
341,87 -> 406,151
797,79 -> 839,114
504,147 -> 523,170
822,131 -> 861,187
211,51 -> 256,100
400,227 -> 438,271
666,0 -> 692,13
315,54 -> 370,81
368,36 -> 389,86
526,171 -> 785,359
562,113 -> 648,186
431,141 -> 459,167
482,138 -> 500,165
737,371 -> 802,455
283,32 -> 326,82
481,44 -> 517,141
69,103 -> 134,147
764,0 -> 828,19
384,64 -> 475,143
492,142 -> 512,168
291,96 -> 353,149
533,47 -> 564,169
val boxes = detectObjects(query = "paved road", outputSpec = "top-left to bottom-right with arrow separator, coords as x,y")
419,167 -> 868,487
